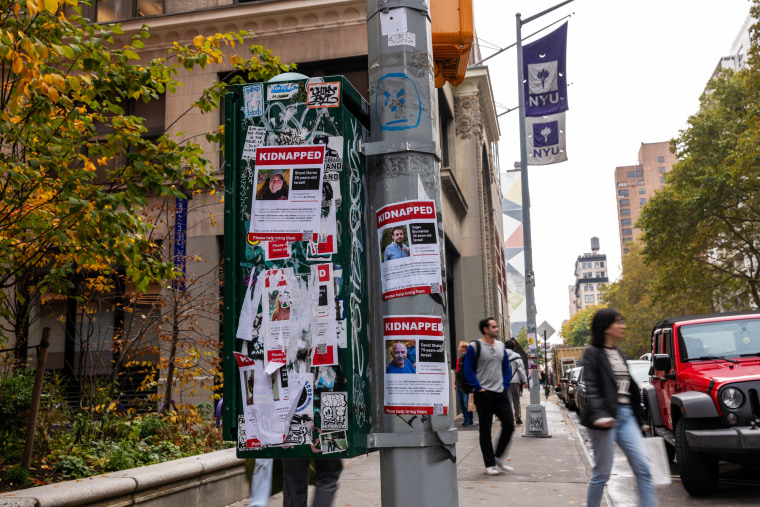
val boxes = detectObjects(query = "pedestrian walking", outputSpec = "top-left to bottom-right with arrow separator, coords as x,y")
463,317 -> 515,476
455,341 -> 474,426
505,339 -> 527,424
248,458 -> 273,507
282,458 -> 343,507
581,308 -> 657,507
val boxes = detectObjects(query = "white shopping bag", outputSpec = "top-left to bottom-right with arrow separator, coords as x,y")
642,437 -> 672,486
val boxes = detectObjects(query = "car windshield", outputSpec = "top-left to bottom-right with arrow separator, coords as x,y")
571,368 -> 581,381
627,361 -> 650,384
679,317 -> 760,361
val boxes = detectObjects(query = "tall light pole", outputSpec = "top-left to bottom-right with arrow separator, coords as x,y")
516,0 -> 574,437
365,1 -> 458,505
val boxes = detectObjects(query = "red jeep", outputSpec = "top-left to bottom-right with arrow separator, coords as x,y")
643,311 -> 760,496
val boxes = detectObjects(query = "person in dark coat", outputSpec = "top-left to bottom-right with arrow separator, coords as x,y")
581,308 -> 657,507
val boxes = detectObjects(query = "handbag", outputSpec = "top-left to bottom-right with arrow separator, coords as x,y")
467,393 -> 476,413
642,436 -> 672,486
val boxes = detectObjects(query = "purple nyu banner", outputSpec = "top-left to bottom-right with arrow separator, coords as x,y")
523,22 -> 568,117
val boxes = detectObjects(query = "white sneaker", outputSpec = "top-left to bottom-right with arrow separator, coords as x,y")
484,466 -> 502,475
495,457 -> 514,473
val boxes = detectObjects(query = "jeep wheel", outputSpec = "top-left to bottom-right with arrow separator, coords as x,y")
675,418 -> 718,496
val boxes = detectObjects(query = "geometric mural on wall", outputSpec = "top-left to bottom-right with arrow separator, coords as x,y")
502,171 -> 526,339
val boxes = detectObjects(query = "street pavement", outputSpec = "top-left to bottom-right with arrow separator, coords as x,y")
233,387 -> 607,506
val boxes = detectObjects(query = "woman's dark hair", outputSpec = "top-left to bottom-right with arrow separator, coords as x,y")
505,339 -> 515,350
590,308 -> 622,347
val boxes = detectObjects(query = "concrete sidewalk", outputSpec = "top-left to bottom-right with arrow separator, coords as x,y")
235,387 -> 601,506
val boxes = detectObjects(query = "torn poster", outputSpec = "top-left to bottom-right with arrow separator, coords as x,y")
376,200 -> 443,300
284,373 -> 314,446
260,268 -> 302,374
310,263 -> 338,367
383,315 -> 449,415
234,352 -> 264,448
308,136 -> 342,257
264,240 -> 291,261
248,145 -> 325,242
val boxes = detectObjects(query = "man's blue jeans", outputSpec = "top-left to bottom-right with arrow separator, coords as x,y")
586,404 -> 657,507
456,387 -> 473,424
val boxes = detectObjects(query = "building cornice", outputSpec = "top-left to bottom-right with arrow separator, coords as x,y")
455,65 -> 499,143
115,0 -> 366,49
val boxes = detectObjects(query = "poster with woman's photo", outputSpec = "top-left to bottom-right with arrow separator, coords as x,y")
249,145 -> 325,241
383,315 -> 449,415
376,200 -> 442,300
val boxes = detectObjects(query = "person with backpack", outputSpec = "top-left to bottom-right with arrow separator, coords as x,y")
464,317 -> 515,476
505,340 -> 528,425
454,341 -> 474,426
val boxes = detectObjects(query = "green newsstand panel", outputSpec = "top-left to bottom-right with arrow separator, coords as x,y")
223,76 -> 371,459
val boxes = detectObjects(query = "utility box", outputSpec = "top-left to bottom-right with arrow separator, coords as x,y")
222,75 -> 372,459
431,0 -> 474,87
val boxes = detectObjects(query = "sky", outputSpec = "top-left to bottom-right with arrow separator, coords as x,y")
472,0 -> 753,342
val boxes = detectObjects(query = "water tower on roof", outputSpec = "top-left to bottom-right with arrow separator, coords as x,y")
591,236 -> 600,253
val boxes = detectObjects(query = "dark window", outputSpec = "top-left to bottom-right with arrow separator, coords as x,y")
620,208 -> 630,216
664,330 -> 675,371
639,188 -> 646,195
621,218 -> 631,226
618,189 -> 629,197
627,170 -> 643,178
622,228 -> 632,236
640,198 -> 647,205
658,166 -> 666,173
658,156 -> 665,163
619,199 -> 629,207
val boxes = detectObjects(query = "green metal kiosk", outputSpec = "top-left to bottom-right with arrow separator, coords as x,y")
222,75 -> 372,459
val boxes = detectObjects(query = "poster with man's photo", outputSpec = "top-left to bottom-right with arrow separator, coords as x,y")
249,145 -> 325,241
382,315 -> 449,415
376,200 -> 443,300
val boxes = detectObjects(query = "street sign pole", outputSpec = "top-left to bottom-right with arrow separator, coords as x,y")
365,1 -> 458,506
517,0 -> 573,439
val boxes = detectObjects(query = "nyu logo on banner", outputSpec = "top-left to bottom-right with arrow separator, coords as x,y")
527,113 -> 567,166
523,22 -> 568,117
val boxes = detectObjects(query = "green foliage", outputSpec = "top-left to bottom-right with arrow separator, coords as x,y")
196,401 -> 213,422
55,456 -> 91,479
4,465 -> 29,486
514,326 -> 528,350
0,370 -> 34,429
603,242 -> 714,358
136,413 -> 166,439
638,8 -> 760,309
0,0 -> 292,347
561,306 -> 603,347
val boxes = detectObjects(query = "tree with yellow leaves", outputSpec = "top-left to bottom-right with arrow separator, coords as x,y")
0,0 -> 291,368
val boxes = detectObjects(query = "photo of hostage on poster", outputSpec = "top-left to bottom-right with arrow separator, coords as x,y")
376,200 -> 443,300
383,315 -> 449,415
249,145 -> 325,242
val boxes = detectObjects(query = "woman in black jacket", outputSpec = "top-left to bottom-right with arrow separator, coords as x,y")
581,308 -> 657,507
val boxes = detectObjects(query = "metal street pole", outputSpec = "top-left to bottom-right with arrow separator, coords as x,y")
544,330 -> 549,400
517,0 -> 574,438
365,1 -> 457,506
